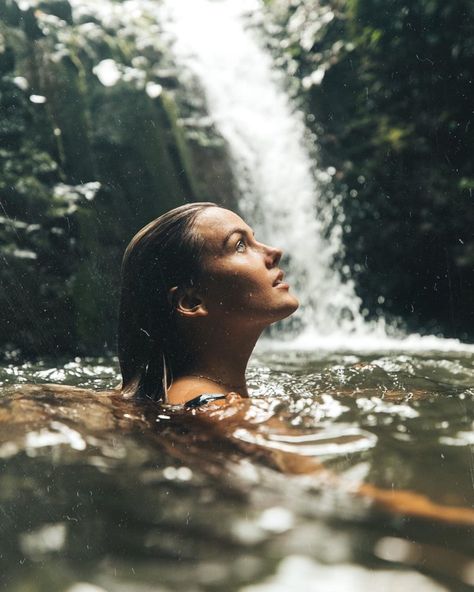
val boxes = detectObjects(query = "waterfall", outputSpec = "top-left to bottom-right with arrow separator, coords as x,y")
161,0 -> 379,342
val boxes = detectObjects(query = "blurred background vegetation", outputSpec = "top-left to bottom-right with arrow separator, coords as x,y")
1,0 -> 473,358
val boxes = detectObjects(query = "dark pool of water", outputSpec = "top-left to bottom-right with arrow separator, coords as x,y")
0,348 -> 473,591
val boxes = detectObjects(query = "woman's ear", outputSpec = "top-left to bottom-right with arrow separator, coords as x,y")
168,286 -> 208,318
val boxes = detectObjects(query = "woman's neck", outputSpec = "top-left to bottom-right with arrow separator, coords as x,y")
176,324 -> 263,397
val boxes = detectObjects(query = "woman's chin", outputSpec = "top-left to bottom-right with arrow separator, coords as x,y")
276,295 -> 300,320
287,293 -> 300,312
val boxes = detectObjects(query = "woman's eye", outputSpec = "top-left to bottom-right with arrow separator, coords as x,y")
236,239 -> 246,252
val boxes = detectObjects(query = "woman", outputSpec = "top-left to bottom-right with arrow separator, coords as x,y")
118,202 -> 298,406
116,202 -> 474,528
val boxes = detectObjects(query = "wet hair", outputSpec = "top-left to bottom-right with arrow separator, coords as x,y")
118,202 -> 218,401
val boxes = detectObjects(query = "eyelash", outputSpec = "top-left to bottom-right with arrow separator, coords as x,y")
236,239 -> 246,252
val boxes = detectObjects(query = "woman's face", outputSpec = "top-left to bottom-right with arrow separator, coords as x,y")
193,207 -> 299,327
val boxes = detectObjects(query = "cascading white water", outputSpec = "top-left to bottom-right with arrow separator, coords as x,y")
158,0 -> 474,352
161,0 -> 378,342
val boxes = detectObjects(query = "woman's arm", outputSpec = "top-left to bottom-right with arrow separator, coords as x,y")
192,394 -> 474,526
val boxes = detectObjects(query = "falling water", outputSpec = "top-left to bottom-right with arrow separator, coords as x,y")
161,0 -> 378,342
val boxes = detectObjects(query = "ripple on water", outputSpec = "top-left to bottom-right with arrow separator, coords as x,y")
1,348 -> 473,589
233,425 -> 377,458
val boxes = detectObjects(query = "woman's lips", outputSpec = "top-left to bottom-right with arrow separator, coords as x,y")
272,270 -> 285,286
273,271 -> 289,289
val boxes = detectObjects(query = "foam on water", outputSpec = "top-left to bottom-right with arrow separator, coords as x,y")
262,328 -> 474,353
240,554 -> 449,592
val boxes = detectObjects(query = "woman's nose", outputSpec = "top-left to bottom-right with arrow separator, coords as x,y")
265,244 -> 282,268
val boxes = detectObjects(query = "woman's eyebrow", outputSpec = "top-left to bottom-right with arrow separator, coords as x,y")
222,227 -> 254,246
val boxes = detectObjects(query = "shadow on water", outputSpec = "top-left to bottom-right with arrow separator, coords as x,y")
0,352 -> 474,591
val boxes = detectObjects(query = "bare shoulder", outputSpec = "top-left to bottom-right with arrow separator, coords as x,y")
165,377 -> 250,409
166,376 -> 226,406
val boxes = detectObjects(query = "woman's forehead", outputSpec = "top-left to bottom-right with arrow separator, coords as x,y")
194,207 -> 249,241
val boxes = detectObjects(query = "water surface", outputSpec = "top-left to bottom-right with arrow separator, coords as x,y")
1,347 -> 473,591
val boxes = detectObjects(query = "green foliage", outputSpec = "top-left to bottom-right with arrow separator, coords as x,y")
0,0 -> 228,358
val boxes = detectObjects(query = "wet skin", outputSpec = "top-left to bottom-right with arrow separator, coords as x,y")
193,207 -> 299,328
167,207 -> 299,404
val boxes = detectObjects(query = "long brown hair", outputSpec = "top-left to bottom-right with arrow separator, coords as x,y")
118,202 -> 218,401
